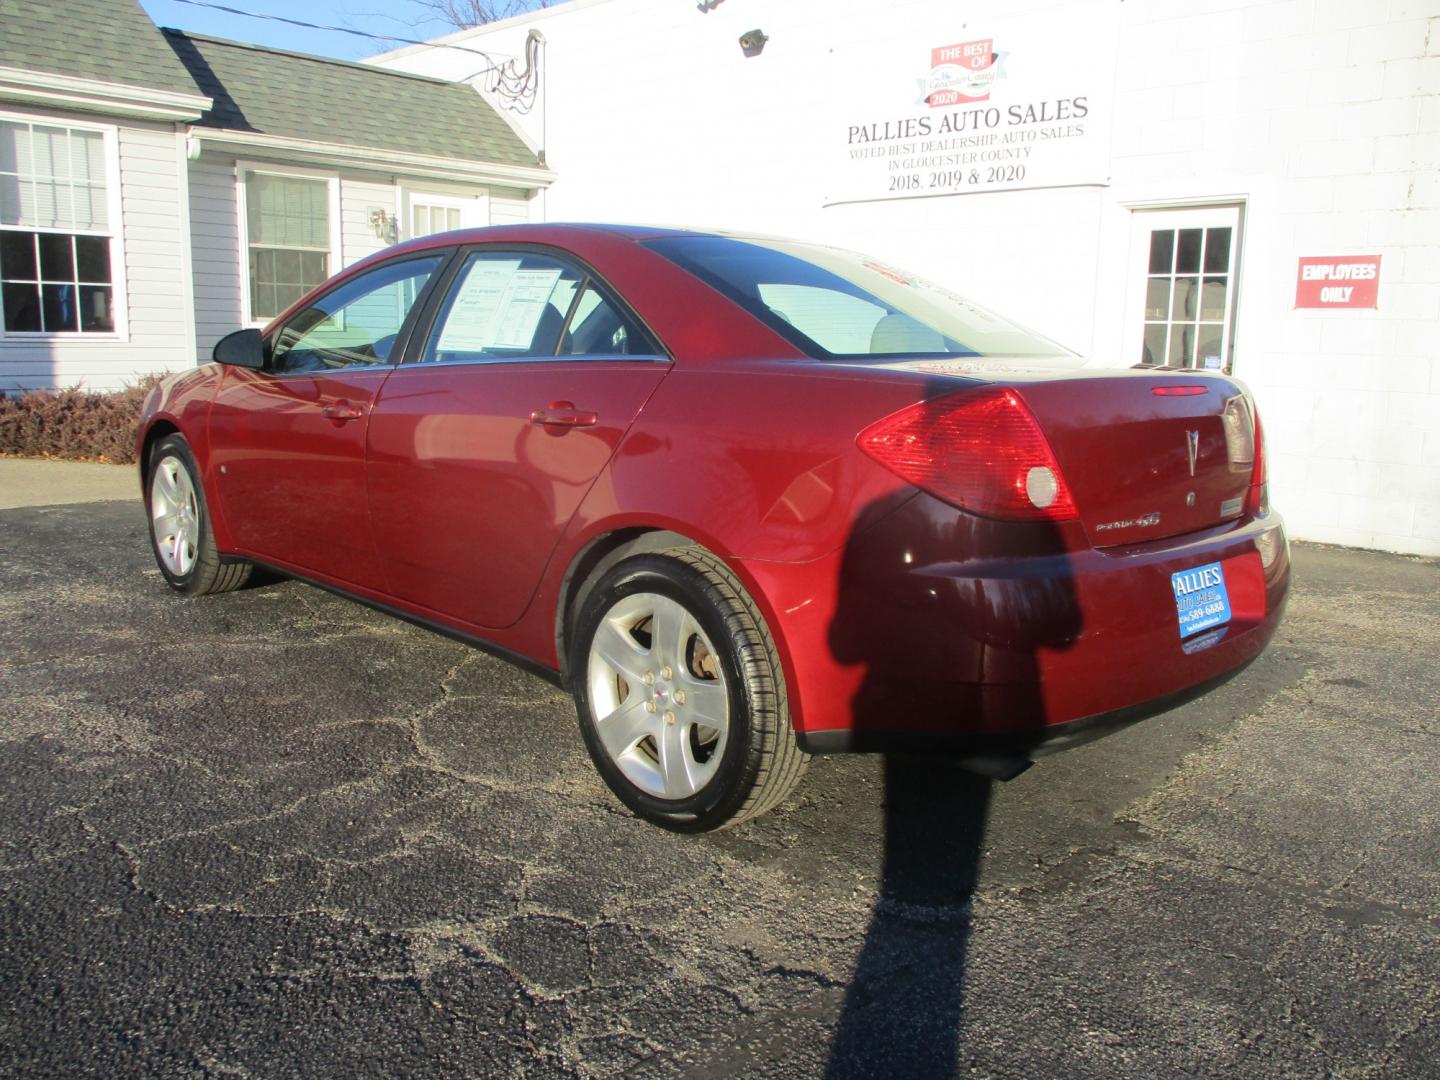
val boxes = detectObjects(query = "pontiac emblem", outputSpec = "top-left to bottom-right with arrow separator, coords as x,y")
1186,430 -> 1200,477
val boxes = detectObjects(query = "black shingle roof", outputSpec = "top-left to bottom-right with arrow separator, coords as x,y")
0,0 -> 201,97
163,31 -> 539,167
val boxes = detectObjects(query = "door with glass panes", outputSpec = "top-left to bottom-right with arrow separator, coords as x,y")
1126,206 -> 1242,372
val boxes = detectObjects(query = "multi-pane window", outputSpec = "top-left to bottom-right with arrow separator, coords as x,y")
1141,225 -> 1234,369
411,202 -> 461,238
0,119 -> 114,334
246,172 -> 331,322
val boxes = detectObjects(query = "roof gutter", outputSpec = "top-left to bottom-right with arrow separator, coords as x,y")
185,127 -> 556,188
0,66 -> 211,122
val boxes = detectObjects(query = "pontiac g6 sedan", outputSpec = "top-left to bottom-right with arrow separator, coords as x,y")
138,224 -> 1290,831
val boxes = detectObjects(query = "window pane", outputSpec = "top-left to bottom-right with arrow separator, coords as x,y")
1168,323 -> 1194,367
446,208 -> 460,230
560,286 -> 655,356
412,206 -> 424,238
1141,323 -> 1167,366
427,253 -> 583,360
247,173 -> 328,248
1196,324 -> 1224,370
70,131 -> 104,183
1144,277 -> 1171,321
1,231 -> 37,279
1200,277 -> 1228,321
79,284 -> 113,331
41,282 -> 78,331
30,126 -> 63,180
1148,230 -> 1174,274
39,233 -> 74,280
1203,228 -> 1231,273
757,282 -> 887,354
0,175 -> 23,227
1176,228 -> 1203,274
75,235 -> 110,283
272,255 -> 444,371
3,280 -> 41,330
1171,277 -> 1198,320
73,182 -> 107,230
0,120 -> 22,173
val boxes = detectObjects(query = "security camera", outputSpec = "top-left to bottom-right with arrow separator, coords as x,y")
739,29 -> 768,57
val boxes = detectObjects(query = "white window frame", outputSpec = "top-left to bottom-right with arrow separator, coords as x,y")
1123,203 -> 1244,373
0,110 -> 127,341
235,160 -> 341,327
400,187 -> 487,241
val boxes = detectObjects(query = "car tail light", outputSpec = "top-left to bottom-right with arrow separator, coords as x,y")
1245,404 -> 1268,517
858,387 -> 1078,521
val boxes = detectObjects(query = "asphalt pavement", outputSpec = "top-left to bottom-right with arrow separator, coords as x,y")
0,474 -> 1436,1077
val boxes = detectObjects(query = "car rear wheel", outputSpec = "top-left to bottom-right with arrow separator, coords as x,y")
570,547 -> 808,831
146,434 -> 251,595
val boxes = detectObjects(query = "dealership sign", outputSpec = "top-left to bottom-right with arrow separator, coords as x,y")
825,2 -> 1118,206
1295,256 -> 1381,309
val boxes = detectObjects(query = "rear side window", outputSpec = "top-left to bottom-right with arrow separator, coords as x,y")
645,234 -> 1071,360
422,251 -> 660,362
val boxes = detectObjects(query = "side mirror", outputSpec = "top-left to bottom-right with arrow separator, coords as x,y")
212,328 -> 266,369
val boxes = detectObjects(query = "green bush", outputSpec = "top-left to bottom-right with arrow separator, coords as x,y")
0,376 -> 162,465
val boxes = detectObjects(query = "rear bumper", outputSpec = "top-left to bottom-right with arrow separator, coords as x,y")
794,657 -> 1256,756
741,494 -> 1290,756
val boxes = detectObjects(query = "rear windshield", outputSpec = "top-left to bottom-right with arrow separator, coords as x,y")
644,234 -> 1073,360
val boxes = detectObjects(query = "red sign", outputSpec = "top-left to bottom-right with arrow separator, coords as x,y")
926,38 -> 999,107
1295,255 -> 1380,309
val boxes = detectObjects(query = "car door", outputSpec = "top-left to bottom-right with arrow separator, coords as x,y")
366,247 -> 672,629
207,251 -> 449,589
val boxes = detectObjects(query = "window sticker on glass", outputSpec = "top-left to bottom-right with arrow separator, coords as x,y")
492,267 -> 565,348
435,258 -> 522,351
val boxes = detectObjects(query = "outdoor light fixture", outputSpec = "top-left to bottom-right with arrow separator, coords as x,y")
739,29 -> 768,57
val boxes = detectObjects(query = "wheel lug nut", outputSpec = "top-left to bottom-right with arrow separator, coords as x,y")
661,666 -> 673,681
643,672 -> 655,686
644,701 -> 657,713
664,710 -> 676,725
673,689 -> 686,704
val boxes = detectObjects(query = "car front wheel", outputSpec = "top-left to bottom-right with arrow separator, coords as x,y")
146,434 -> 251,596
570,547 -> 808,831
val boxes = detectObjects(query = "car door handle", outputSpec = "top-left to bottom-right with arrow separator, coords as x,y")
321,402 -> 366,422
529,401 -> 598,428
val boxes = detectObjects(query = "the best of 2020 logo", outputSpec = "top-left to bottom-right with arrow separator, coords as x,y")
920,39 -> 1009,107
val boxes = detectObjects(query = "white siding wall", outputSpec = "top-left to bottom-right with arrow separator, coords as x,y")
374,0 -> 1440,556
0,112 -> 194,391
340,177 -> 396,266
188,156 -> 242,362
489,187 -> 532,225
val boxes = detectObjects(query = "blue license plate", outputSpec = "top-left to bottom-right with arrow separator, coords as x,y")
1171,561 -> 1232,639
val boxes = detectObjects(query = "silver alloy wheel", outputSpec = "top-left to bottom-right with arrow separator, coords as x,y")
586,591 -> 731,800
150,454 -> 200,578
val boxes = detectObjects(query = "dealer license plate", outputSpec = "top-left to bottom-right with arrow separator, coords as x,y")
1171,561 -> 1232,639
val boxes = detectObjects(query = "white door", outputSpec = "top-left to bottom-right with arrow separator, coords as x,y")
403,191 -> 484,239
1125,205 -> 1243,372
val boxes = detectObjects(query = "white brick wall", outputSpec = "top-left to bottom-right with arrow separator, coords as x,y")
375,0 -> 1440,554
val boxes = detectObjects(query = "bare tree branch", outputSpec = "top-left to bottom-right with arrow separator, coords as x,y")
413,0 -> 555,29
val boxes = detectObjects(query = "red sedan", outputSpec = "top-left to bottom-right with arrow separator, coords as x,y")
138,225 -> 1290,831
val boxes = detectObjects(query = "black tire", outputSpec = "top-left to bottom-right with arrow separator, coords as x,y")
569,546 -> 809,831
145,434 -> 251,596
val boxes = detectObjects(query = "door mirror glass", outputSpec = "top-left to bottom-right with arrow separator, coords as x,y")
212,327 -> 265,369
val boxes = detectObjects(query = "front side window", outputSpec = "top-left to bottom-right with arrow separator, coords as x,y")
246,172 -> 331,322
270,255 -> 444,374
646,235 -> 1072,360
0,119 -> 114,334
422,251 -> 659,363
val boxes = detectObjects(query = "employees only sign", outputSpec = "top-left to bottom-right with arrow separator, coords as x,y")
1295,256 -> 1381,309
